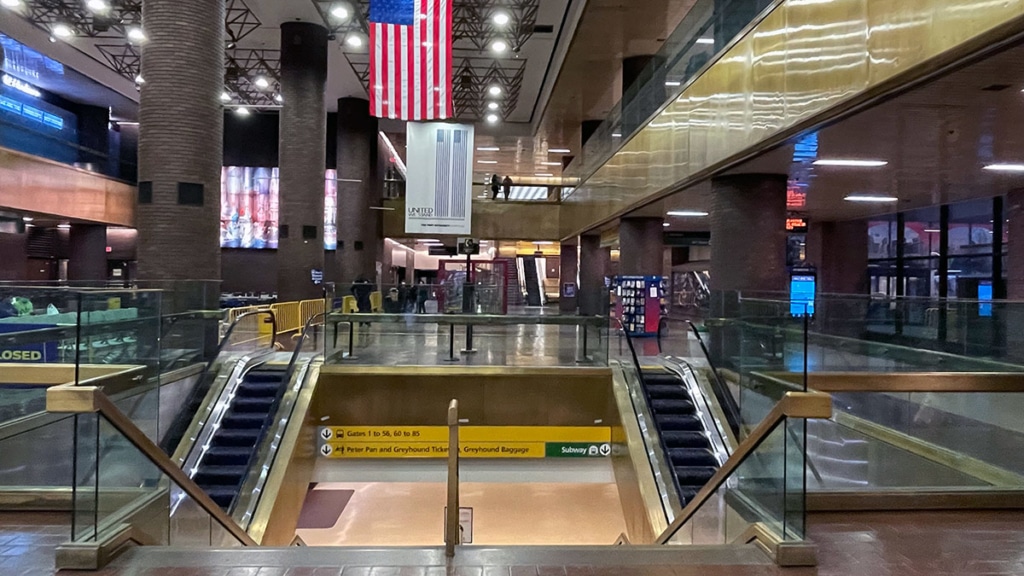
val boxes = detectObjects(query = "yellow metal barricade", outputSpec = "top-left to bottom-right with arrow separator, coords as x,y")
342,296 -> 358,313
270,301 -> 301,334
299,299 -> 325,328
370,291 -> 383,313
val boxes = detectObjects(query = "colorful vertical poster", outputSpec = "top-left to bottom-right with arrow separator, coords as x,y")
324,169 -> 338,250
405,122 -> 474,235
220,167 -> 280,249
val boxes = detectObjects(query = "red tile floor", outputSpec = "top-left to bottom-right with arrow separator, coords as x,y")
4,510 -> 1024,575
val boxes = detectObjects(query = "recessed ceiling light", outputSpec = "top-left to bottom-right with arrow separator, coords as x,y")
52,23 -> 73,38
696,37 -> 714,45
486,102 -> 499,110
492,12 -> 510,26
477,160 -> 498,164
535,173 -> 554,177
220,91 -> 232,102
22,216 -> 33,222
254,76 -> 270,89
127,27 -> 147,42
86,0 -> 109,12
346,34 -> 363,48
541,162 -> 561,166
331,4 -> 350,19
611,133 -> 622,138
491,40 -> 508,53
984,163 -> 1024,172
477,146 -> 500,152
665,81 -> 681,87
663,222 -> 670,227
549,148 -> 571,154
488,85 -> 502,97
667,210 -> 709,217
235,106 -> 251,117
275,93 -> 283,103
844,194 -> 898,203
1,0 -> 23,8
134,74 -> 145,84
57,224 -> 71,229
813,159 -> 888,167
485,113 -> 500,124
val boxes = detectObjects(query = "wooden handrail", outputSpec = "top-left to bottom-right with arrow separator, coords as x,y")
654,391 -> 832,545
445,399 -> 460,557
46,384 -> 257,546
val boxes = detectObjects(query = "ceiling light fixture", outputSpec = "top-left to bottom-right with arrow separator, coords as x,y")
346,34 -> 363,48
22,216 -> 33,222
491,40 -> 508,53
924,229 -> 941,233
1,0 -> 23,7
254,76 -> 270,89
86,0 -> 109,12
477,160 -> 498,164
275,93 -> 283,103
220,91 -> 232,102
541,162 -> 562,166
235,106 -> 251,117
535,173 -> 554,177
813,159 -> 888,167
477,146 -> 500,152
984,163 -> 1024,172
549,148 -> 571,154
492,12 -> 510,26
485,113 -> 500,124
696,37 -> 714,45
663,222 -> 670,227
667,210 -> 709,217
127,27 -> 147,42
844,194 -> 899,203
330,4 -> 350,19
486,102 -> 499,110
611,133 -> 622,138
51,23 -> 73,38
534,241 -> 554,245
57,224 -> 71,229
488,85 -> 502,97
134,74 -> 145,84
665,80 -> 681,87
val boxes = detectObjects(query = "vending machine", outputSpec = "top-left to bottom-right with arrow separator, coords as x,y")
614,275 -> 665,336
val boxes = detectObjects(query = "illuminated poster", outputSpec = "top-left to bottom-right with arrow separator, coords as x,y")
220,167 -> 336,250
405,122 -> 474,235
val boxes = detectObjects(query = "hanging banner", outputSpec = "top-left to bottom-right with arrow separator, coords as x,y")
405,122 -> 474,235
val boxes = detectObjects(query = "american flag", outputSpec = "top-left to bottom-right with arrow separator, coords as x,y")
369,0 -> 453,121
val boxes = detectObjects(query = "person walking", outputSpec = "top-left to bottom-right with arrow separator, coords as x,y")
502,175 -> 513,200
416,279 -> 430,314
490,174 -> 501,200
351,276 -> 373,327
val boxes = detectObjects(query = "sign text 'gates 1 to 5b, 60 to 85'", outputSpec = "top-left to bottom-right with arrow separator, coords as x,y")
316,426 -> 612,459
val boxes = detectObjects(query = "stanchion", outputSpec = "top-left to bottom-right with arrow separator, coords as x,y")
444,322 -> 460,363
461,324 -> 477,354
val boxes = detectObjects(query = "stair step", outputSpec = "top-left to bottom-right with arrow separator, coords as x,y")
244,371 -> 286,383
221,412 -> 269,430
674,466 -> 718,485
199,486 -> 238,510
678,487 -> 700,505
656,415 -> 703,431
645,384 -> 689,400
643,373 -> 682,386
660,431 -> 712,449
211,429 -> 262,448
650,399 -> 696,415
203,447 -> 254,467
668,448 -> 718,467
235,382 -> 282,398
193,465 -> 249,486
231,396 -> 277,413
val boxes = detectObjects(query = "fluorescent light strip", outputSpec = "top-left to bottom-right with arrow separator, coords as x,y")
477,146 -> 500,152
477,160 -> 498,164
667,210 -> 709,217
540,162 -> 562,166
984,163 -> 1024,172
844,194 -> 899,203
813,159 -> 888,167
665,81 -> 682,87
548,148 -> 571,154
695,37 -> 714,45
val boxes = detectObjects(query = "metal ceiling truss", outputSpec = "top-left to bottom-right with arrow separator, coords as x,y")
347,56 -> 524,119
225,48 -> 281,107
22,0 -> 141,39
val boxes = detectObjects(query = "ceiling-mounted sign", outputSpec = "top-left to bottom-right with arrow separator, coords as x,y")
406,122 -> 475,235
2,74 -> 41,98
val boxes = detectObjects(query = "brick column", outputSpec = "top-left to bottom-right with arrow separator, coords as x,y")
619,217 -> 664,276
68,225 -> 107,282
276,22 -> 328,302
579,234 -> 607,316
559,240 -> 579,313
710,174 -> 788,293
137,0 -> 224,286
806,220 -> 869,294
336,97 -> 381,285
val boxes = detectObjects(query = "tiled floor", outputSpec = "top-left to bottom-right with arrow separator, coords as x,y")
0,512 -> 67,576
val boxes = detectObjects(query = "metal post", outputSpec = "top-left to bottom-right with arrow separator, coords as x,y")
445,322 -> 459,362
445,399 -> 460,557
347,321 -> 355,359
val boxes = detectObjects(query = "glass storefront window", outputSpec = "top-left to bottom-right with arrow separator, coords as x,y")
868,217 -> 898,259
947,199 -> 994,256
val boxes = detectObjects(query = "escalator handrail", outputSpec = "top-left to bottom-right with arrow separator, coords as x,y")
285,311 -> 326,383
49,384 -> 257,546
655,391 -> 831,545
614,316 -> 645,378
684,320 -> 743,437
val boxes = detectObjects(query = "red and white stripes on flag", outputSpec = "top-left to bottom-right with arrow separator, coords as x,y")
369,0 -> 453,121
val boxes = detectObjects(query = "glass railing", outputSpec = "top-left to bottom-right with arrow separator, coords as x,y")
562,0 -> 775,189
324,311 -> 609,367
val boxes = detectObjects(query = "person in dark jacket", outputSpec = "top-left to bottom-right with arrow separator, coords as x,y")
351,276 -> 373,326
416,279 -> 430,314
490,174 -> 501,200
502,175 -> 513,200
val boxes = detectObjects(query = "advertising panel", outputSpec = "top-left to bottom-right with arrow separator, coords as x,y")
405,122 -> 474,235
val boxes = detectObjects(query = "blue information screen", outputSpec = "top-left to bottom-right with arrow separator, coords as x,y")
790,275 -> 816,316
979,281 -> 993,317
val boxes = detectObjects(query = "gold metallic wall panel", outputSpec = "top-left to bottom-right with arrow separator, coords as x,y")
314,369 -> 613,426
382,199 -> 560,240
0,146 -> 135,227
560,0 -> 1024,237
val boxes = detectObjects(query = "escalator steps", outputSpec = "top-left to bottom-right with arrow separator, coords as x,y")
193,465 -> 250,486
656,414 -> 704,431
202,447 -> 253,467
643,373 -> 684,386
202,487 -> 239,509
211,429 -> 262,448
231,397 -> 277,413
678,487 -> 700,505
674,466 -> 717,485
220,412 -> 270,429
649,399 -> 696,415
235,382 -> 282,398
243,372 -> 286,384
661,431 -> 713,449
644,384 -> 690,400
668,448 -> 718,467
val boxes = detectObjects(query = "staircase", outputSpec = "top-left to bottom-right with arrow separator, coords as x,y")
640,369 -> 720,505
193,367 -> 288,511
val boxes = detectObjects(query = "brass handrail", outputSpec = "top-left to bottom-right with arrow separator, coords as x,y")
46,384 -> 257,546
654,391 -> 832,545
445,398 -> 460,557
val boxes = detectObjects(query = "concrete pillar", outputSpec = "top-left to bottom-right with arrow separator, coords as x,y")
806,220 -> 869,294
1007,189 -> 1024,299
559,241 -> 579,313
276,22 -> 328,302
579,235 -> 607,316
68,225 -> 107,282
710,174 -> 788,294
336,97 -> 381,285
137,0 -> 224,286
619,217 -> 664,276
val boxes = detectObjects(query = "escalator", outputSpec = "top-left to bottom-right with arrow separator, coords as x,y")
639,368 -> 721,505
521,256 -> 543,306
192,366 -> 288,510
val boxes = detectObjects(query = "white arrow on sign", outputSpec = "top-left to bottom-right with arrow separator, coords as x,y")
320,444 -> 333,456
599,443 -> 611,457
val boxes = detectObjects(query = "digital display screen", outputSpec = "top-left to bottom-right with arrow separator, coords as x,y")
790,275 -> 816,316
979,281 -> 993,317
